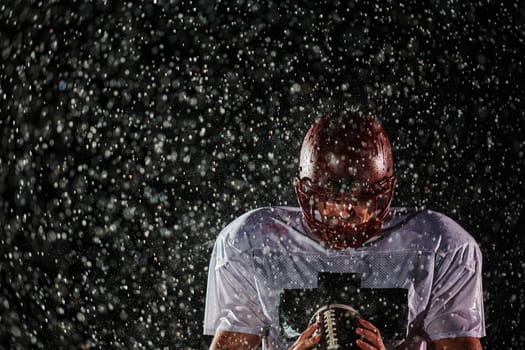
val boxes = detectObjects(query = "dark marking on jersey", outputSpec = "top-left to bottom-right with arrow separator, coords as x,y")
279,272 -> 408,343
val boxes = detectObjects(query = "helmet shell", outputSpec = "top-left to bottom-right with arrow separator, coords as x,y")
296,113 -> 396,249
299,114 -> 393,185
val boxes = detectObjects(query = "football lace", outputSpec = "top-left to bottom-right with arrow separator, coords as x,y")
323,309 -> 340,350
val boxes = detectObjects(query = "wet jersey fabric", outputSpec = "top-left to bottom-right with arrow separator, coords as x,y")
203,206 -> 485,349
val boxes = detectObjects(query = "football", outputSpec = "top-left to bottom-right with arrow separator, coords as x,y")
308,304 -> 361,350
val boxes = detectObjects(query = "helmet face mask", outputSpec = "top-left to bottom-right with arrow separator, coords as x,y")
295,175 -> 396,249
296,113 -> 397,249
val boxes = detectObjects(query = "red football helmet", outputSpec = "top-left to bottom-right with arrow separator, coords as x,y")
295,113 -> 397,249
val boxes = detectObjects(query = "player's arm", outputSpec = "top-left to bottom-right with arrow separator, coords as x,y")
210,330 -> 261,350
429,336 -> 482,350
422,234 -> 485,350
355,319 -> 482,350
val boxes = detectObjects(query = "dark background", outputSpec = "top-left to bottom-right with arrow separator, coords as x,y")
1,0 -> 523,349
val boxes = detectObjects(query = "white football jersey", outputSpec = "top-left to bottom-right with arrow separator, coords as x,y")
204,207 -> 485,349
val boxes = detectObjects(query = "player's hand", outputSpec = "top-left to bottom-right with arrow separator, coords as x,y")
355,318 -> 386,350
288,322 -> 322,350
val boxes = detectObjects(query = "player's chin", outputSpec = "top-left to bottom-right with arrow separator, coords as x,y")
322,216 -> 362,226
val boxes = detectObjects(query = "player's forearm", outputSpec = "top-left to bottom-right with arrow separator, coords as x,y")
429,337 -> 482,350
210,330 -> 261,350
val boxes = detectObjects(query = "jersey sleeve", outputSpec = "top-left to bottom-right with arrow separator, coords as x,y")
203,237 -> 268,337
424,241 -> 486,340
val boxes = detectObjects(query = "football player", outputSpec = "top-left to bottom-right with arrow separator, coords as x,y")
204,113 -> 485,349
